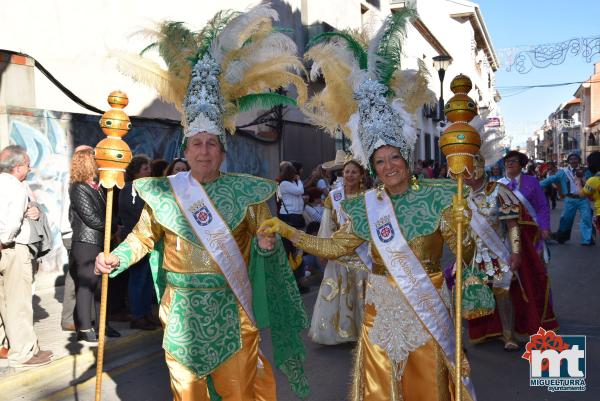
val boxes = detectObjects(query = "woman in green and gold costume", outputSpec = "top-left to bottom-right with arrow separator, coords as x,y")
262,9 -> 478,400
95,5 -> 309,401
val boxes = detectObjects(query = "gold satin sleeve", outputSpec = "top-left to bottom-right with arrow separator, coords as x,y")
294,221 -> 365,260
244,202 -> 274,235
439,206 -> 475,265
122,204 -> 165,266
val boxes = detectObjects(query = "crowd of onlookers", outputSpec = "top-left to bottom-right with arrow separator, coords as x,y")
61,150 -> 191,344
0,143 -> 192,369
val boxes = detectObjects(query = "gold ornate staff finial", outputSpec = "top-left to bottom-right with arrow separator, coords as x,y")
93,91 -> 132,401
439,74 -> 482,401
440,73 -> 481,178
95,90 -> 132,189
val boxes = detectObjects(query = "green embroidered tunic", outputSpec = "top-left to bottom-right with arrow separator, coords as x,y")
110,173 -> 309,398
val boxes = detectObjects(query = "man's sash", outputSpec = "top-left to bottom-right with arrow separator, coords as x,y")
330,187 -> 372,270
365,189 -> 477,400
168,172 -> 255,324
466,195 -> 511,266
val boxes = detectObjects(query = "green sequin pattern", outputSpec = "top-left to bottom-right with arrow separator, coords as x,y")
133,173 -> 276,245
342,179 -> 458,241
163,272 -> 241,377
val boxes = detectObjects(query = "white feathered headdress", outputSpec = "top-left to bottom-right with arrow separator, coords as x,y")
112,5 -> 306,149
470,111 -> 506,168
302,7 -> 436,170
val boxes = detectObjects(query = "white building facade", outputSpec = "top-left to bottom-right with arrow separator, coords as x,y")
1,0 -> 502,162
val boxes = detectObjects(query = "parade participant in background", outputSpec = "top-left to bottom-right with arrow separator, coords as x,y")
540,162 -> 560,210
308,155 -> 371,345
490,163 -> 503,181
463,147 -> 558,350
262,10 -> 477,400
583,151 -> 600,232
500,151 -> 551,257
540,153 -> 593,245
97,6 -> 309,400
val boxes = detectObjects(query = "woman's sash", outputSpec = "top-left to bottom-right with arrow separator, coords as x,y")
168,172 -> 255,324
365,189 -> 476,400
331,187 -> 372,270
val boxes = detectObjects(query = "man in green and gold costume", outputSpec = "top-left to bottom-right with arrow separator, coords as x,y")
95,6 -> 308,401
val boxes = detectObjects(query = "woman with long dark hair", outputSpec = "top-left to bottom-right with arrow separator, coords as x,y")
69,149 -> 120,342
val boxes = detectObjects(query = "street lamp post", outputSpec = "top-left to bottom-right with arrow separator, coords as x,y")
432,55 -> 452,121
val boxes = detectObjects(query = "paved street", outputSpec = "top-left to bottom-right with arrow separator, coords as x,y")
6,200 -> 599,401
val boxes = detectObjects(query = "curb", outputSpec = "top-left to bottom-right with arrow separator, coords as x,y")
0,329 -> 162,398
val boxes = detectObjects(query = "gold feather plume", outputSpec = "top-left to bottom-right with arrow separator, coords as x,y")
110,50 -> 188,111
111,4 -> 306,134
389,59 -> 437,114
302,42 -> 359,136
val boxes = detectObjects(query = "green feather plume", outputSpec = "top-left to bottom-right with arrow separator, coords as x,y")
236,93 -> 296,113
140,21 -> 198,79
307,31 -> 368,70
194,10 -> 240,63
371,7 -> 417,88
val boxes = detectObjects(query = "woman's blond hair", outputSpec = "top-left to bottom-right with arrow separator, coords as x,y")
70,149 -> 97,184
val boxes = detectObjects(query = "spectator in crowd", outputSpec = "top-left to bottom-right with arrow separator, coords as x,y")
163,158 -> 190,176
68,149 -> 120,342
424,159 -> 434,178
433,161 -> 440,178
304,164 -> 329,198
277,163 -> 305,230
303,187 -> 324,225
437,163 -> 448,179
290,160 -> 304,179
61,145 -> 94,332
0,145 -> 53,366
277,162 -> 307,292
150,158 -> 169,178
118,155 -> 157,331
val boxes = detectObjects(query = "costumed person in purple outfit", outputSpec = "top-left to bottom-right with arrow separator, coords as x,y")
498,151 -> 551,260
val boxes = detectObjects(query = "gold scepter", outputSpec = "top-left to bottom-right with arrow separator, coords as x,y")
93,91 -> 132,401
439,74 -> 481,400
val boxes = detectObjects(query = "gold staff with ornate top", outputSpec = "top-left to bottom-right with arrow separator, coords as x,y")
439,74 -> 481,400
93,91 -> 132,401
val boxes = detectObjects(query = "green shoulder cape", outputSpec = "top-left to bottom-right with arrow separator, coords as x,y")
341,179 -> 458,242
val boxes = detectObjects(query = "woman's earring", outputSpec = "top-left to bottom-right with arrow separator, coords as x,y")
376,183 -> 384,200
411,175 -> 420,191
